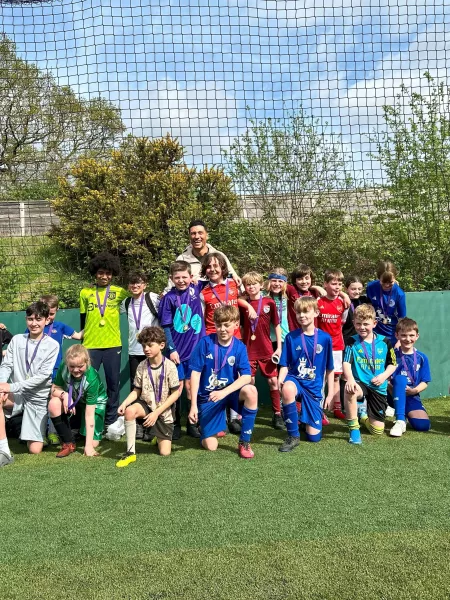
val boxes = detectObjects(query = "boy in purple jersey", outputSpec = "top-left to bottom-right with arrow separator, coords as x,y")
278,296 -> 334,452
389,318 -> 431,437
188,305 -> 258,459
158,260 -> 205,439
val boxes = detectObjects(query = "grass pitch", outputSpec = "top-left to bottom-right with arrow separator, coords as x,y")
0,401 -> 449,600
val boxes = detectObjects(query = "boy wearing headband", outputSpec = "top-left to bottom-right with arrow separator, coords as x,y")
188,305 -> 258,459
0,302 -> 59,465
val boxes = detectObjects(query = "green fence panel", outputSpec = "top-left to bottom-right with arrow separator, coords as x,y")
1,291 -> 448,403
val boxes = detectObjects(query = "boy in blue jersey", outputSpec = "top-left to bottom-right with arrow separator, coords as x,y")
188,305 -> 258,459
278,296 -> 334,452
158,260 -> 206,439
343,304 -> 397,444
389,318 -> 431,437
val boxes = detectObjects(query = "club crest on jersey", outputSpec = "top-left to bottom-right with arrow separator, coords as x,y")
109,291 -> 116,300
297,358 -> 316,380
388,299 -> 395,307
189,287 -> 196,298
227,356 -> 235,366
337,305 -> 343,313
377,348 -> 384,354
263,305 -> 270,313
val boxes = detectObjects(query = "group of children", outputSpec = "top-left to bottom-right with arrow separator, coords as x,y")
0,247 -> 431,468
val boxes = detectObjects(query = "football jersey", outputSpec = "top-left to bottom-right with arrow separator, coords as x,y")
280,328 -> 334,397
239,296 -> 279,360
80,285 -> 129,349
158,283 -> 205,363
317,296 -> 346,351
133,358 -> 179,423
393,349 -> 431,390
366,280 -> 407,341
343,333 -> 396,393
120,293 -> 160,356
266,294 -> 289,342
26,320 -> 75,377
189,334 -> 251,404
286,285 -> 318,332
53,363 -> 107,407
201,279 -> 241,338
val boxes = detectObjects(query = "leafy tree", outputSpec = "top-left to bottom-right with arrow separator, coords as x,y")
370,73 -> 450,290
0,35 -> 125,198
51,135 -> 240,290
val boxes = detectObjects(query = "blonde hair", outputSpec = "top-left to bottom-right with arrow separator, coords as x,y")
354,304 -> 376,321
242,271 -> 264,287
264,267 -> 288,298
214,305 -> 240,324
40,294 -> 59,309
65,345 -> 91,367
294,296 -> 318,313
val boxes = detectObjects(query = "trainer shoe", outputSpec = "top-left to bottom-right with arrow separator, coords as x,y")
278,435 -> 300,452
333,409 -> 346,420
228,418 -> 242,435
0,450 -> 14,467
47,433 -> 59,446
142,428 -> 155,443
136,423 -> 144,440
390,420 -> 406,437
238,441 -> 254,459
272,413 -> 285,430
186,422 -> 200,439
322,413 -> 330,426
56,442 -> 76,458
116,451 -> 136,468
385,406 -> 395,419
348,429 -> 362,445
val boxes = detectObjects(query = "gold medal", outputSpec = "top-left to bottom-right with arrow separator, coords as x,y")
136,332 -> 140,340
251,334 -> 256,341
99,319 -> 106,326
213,378 -> 219,387
183,325 -> 189,332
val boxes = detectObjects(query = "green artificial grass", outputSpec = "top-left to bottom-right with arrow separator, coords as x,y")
1,401 -> 449,600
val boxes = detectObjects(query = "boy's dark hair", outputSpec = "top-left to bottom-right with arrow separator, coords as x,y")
137,326 -> 166,347
345,275 -> 363,288
40,294 -> 59,309
170,260 -> 192,276
376,260 -> 397,279
88,252 -> 121,277
26,301 -> 50,319
396,317 -> 419,334
128,271 -> 148,284
188,219 -> 207,232
213,305 -> 239,324
324,268 -> 344,283
201,252 -> 229,279
291,264 -> 315,285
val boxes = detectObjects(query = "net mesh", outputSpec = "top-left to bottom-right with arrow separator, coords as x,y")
0,0 -> 448,309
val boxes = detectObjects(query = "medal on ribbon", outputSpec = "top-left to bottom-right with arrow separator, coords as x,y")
212,336 -> 235,389
250,296 -> 263,341
131,295 -> 144,339
147,358 -> 165,406
400,350 -> 417,386
96,285 -> 110,327
359,335 -> 377,374
68,377 -> 85,410
25,334 -> 46,377
379,283 -> 393,324
176,289 -> 191,332
210,280 -> 229,307
300,328 -> 318,380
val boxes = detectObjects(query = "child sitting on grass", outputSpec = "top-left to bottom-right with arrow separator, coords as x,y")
0,302 -> 59,466
49,345 -> 108,458
116,327 -> 180,467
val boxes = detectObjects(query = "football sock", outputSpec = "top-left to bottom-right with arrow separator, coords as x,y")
283,401 -> 300,438
339,378 -> 346,411
0,437 -> 11,457
361,416 -> 384,435
306,431 -> 322,443
239,406 -> 258,443
51,415 -> 73,444
392,374 -> 407,422
347,418 -> 360,431
269,389 -> 281,414
409,417 -> 431,431
125,419 -> 137,454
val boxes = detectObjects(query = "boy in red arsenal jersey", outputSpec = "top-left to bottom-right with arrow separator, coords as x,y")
317,269 -> 348,420
286,265 -> 326,332
239,272 -> 283,429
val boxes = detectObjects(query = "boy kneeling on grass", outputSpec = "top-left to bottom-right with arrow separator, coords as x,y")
49,345 -> 107,458
188,305 -> 258,459
116,327 -> 180,467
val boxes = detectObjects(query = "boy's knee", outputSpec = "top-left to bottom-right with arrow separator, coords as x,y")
27,441 -> 43,454
282,381 -> 297,403
48,397 -> 61,416
241,384 -> 257,408
124,407 -> 136,421
201,438 -> 218,451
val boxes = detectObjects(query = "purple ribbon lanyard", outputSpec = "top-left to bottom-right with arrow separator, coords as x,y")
210,279 -> 229,306
250,296 -> 263,338
176,289 -> 190,327
68,378 -> 84,410
25,334 -> 46,374
147,358 -> 165,405
300,328 -> 318,370
213,337 -> 235,380
379,284 -> 393,319
96,285 -> 110,319
401,350 -> 417,385
131,294 -> 144,331
360,336 -> 376,374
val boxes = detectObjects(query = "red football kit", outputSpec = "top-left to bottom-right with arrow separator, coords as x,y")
201,279 -> 241,339
239,296 -> 279,360
317,296 -> 346,351
286,284 -> 320,331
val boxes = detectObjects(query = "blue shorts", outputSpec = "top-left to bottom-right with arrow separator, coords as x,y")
406,394 -> 427,414
285,376 -> 322,430
177,359 -> 192,381
198,391 -> 241,440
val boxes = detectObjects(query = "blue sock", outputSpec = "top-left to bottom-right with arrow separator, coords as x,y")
392,374 -> 407,422
409,417 -> 431,431
306,431 -> 322,443
283,401 -> 300,438
239,406 -> 258,443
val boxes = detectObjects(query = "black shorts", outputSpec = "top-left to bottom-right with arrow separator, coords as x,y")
129,400 -> 174,441
356,381 -> 387,422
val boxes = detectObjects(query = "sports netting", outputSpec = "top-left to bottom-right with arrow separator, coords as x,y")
0,0 -> 448,310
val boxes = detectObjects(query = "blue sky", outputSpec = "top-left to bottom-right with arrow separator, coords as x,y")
1,0 -> 449,182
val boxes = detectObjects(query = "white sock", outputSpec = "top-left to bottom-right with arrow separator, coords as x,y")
229,409 -> 241,421
125,420 -> 136,454
0,437 -> 11,457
